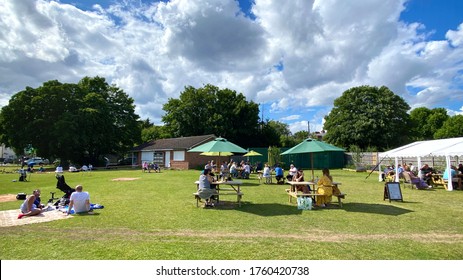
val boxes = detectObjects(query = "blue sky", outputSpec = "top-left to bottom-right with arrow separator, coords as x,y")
1,0 -> 462,134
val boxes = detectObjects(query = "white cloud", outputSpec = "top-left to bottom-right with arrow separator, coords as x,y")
280,115 -> 300,121
0,0 -> 462,130
447,23 -> 463,47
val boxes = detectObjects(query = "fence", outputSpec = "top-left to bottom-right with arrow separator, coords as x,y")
346,152 -> 461,173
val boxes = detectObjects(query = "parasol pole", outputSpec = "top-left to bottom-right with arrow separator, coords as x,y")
311,153 -> 314,181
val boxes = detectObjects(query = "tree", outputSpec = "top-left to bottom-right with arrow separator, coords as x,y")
409,107 -> 449,140
258,120 -> 291,147
140,118 -> 172,143
162,84 -> 260,147
0,77 -> 141,165
293,131 -> 309,144
323,85 -> 410,150
434,115 -> 463,139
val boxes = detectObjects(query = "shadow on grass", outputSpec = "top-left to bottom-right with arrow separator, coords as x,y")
234,202 -> 302,216
73,212 -> 101,217
342,202 -> 414,216
240,182 -> 261,187
201,201 -> 301,215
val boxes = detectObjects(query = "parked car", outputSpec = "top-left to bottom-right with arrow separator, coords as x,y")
117,158 -> 135,165
26,157 -> 49,165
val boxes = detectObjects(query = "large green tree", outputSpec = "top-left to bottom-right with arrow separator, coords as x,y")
409,107 -> 449,140
162,84 -> 260,147
140,118 -> 172,143
0,76 -> 141,165
434,115 -> 463,139
323,85 -> 410,150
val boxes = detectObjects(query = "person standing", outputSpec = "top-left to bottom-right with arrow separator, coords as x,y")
262,163 -> 271,184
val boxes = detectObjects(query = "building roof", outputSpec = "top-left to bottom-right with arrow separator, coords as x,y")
132,134 -> 216,151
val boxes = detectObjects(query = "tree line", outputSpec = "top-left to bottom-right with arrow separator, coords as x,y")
1,77 -> 461,166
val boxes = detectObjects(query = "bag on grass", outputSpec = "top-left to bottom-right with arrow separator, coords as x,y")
297,196 -> 312,210
16,193 -> 27,200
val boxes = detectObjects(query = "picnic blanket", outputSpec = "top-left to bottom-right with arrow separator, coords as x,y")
58,203 -> 104,214
0,208 -> 73,227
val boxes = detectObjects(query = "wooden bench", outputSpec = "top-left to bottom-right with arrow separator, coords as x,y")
194,180 -> 244,207
285,189 -> 346,208
193,191 -> 243,207
431,175 -> 448,189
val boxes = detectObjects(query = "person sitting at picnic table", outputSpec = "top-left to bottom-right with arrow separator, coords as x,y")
405,166 -> 431,190
274,164 -> 284,184
443,165 -> 458,189
420,164 -> 434,185
315,168 -> 340,207
458,163 -> 463,174
242,162 -> 251,179
397,164 -> 404,176
18,189 -> 43,219
229,161 -> 238,178
152,163 -> 160,172
286,164 -> 297,181
142,161 -> 148,172
382,165 -> 394,181
262,163 -> 271,184
220,161 -> 229,180
197,169 -> 218,208
293,168 -> 310,193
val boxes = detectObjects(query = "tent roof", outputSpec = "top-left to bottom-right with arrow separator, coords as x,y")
280,138 -> 344,155
379,137 -> 463,158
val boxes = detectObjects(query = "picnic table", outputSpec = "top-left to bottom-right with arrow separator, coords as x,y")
286,181 -> 346,208
194,180 -> 244,207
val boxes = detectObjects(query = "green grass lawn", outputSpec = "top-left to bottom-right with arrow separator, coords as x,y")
1,167 -> 462,260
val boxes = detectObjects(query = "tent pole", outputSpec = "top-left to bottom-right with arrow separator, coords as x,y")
446,156 -> 453,191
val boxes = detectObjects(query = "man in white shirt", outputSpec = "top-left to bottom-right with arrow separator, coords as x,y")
67,185 -> 92,215
287,164 -> 297,181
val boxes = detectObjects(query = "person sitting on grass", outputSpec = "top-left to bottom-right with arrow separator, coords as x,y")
66,185 -> 93,215
18,189 -> 43,219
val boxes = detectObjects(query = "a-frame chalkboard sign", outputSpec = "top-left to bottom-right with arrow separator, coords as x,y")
384,182 -> 403,202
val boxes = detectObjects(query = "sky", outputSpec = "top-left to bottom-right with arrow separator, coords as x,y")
1,0 -> 462,134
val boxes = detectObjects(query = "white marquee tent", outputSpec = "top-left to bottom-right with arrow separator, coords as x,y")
378,137 -> 463,191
